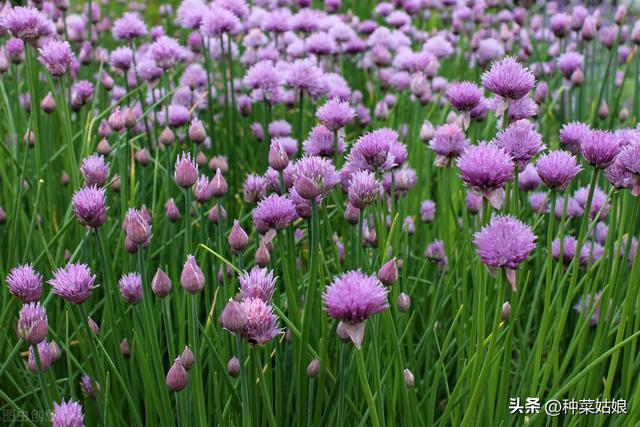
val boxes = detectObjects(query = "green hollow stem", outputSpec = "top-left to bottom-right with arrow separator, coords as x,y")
355,348 -> 380,427
236,335 -> 251,427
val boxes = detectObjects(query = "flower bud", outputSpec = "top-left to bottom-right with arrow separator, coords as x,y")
227,356 -> 240,377
294,175 -> 321,200
268,141 -> 289,171
120,338 -> 131,358
87,317 -> 100,336
125,209 -> 152,245
255,242 -> 271,267
188,118 -> 206,144
378,258 -> 398,286
229,220 -> 249,253
403,368 -> 415,388
166,357 -> 188,392
396,292 -> 411,313
41,92 -> 56,114
108,108 -> 125,132
180,255 -> 205,294
211,169 -> 228,197
159,127 -> 175,146
135,148 -> 152,166
97,138 -> 111,155
344,203 -> 360,225
307,359 -> 320,378
180,346 -> 195,370
152,268 -> 172,297
220,299 -> 248,332
501,301 -> 511,321
124,108 -> 137,129
165,198 -> 181,223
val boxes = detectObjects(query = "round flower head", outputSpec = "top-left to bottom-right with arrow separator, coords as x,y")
615,141 -> 640,195
348,128 -> 400,172
252,194 -> 297,233
17,302 -> 48,344
552,236 -> 579,266
109,47 -> 133,71
445,81 -> 483,112
559,122 -> 590,153
181,255 -> 205,294
581,129 -> 621,169
175,152 -> 198,188
268,121 -> 292,138
457,142 -> 513,209
518,164 -> 542,191
49,263 -> 97,304
481,57 -> 535,100
494,120 -> 545,170
244,60 -> 282,100
72,186 -> 106,228
6,264 -> 42,303
473,215 -> 537,291
420,200 -> 436,223
293,155 -> 340,200
239,267 -> 276,302
119,272 -> 143,305
574,186 -> 610,220
112,12 -> 147,40
348,170 -> 380,209
528,192 -> 549,214
316,98 -> 356,131
536,151 -> 582,191
80,154 -> 109,187
430,123 -> 469,167
557,51 -> 584,79
38,40 -> 74,77
193,175 -> 213,203
51,399 -> 84,427
151,36 -> 181,70
124,208 -> 152,245
303,125 -> 345,158
285,58 -> 326,98
1,6 -> 53,41
243,174 -> 267,204
323,270 -> 389,348
239,298 -> 282,345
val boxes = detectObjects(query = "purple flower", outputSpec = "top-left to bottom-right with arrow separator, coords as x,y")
124,208 -> 152,245
177,0 -> 208,29
574,186 -> 610,220
119,273 -> 143,305
175,152 -> 198,188
429,123 -> 469,167
605,162 -> 634,189
253,194 -> 297,233
347,170 -> 380,209
518,164 -> 542,191
110,47 -> 133,71
49,263 -> 97,304
201,5 -> 240,36
581,130 -> 621,169
293,155 -> 340,200
160,104 -> 191,128
6,264 -> 42,303
445,81 -> 483,112
181,255 -> 205,294
80,154 -> 109,187
268,120 -> 292,138
1,7 -> 53,41
552,236 -> 579,266
528,192 -> 549,214
323,270 -> 388,348
285,58 -> 326,99
239,267 -> 276,302
557,52 -> 584,79
6,38 -> 24,64
316,98 -> 356,131
457,142 -> 513,209
244,60 -> 282,100
151,36 -> 181,70
112,12 -> 147,40
38,40 -> 74,78
574,291 -> 608,326
72,186 -> 106,228
239,298 -> 282,345
425,240 -> 447,270
420,200 -> 436,223
535,151 -> 582,191
559,122 -> 590,153
51,399 -> 84,427
243,174 -> 267,203
494,120 -> 545,169
17,302 -> 48,345
193,175 -> 213,203
473,215 -> 536,290
80,374 -> 98,399
347,128 -> 400,172
481,57 -> 535,100
303,125 -> 345,158
616,141 -> 640,195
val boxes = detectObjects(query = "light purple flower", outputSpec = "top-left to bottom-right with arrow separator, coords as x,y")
51,399 -> 84,427
473,215 -> 536,290
80,154 -> 109,187
559,122 -> 590,153
316,98 -> 356,131
112,12 -> 147,40
429,123 -> 469,167
38,40 -> 74,78
17,302 -> 48,344
616,141 -> 640,195
457,142 -> 513,209
535,151 -> 582,191
293,155 -> 340,200
239,298 -> 282,345
253,194 -> 297,233
49,263 -> 97,304
481,56 -> 535,100
1,6 -> 53,41
347,170 -> 379,209
445,81 -> 483,112
581,129 -> 621,169
119,272 -> 143,305
151,36 -> 181,70
72,186 -> 106,228
239,267 -> 276,302
6,264 -> 42,303
303,125 -> 345,157
494,119 -> 545,169
347,128 -> 401,172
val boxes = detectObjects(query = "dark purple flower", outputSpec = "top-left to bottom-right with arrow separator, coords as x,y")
473,215 -> 536,290
72,186 -> 106,228
536,151 -> 582,191
6,264 -> 42,303
49,263 -> 97,304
